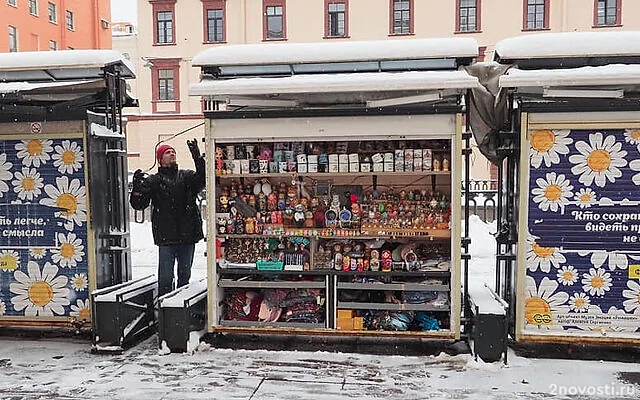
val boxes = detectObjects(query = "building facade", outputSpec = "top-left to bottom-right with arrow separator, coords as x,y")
0,0 -> 112,51
121,0 -> 639,179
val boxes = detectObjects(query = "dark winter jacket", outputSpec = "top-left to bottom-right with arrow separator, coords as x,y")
130,158 -> 205,246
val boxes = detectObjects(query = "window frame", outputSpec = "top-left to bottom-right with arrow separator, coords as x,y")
7,0 -> 17,8
150,58 -> 181,114
593,0 -> 622,26
65,10 -> 74,30
455,0 -> 481,33
263,0 -> 286,41
49,39 -> 57,50
28,0 -> 37,15
325,0 -> 349,38
522,0 -> 549,31
8,25 -> 18,52
47,1 -> 57,23
150,0 -> 177,45
202,0 -> 225,43
389,0 -> 413,36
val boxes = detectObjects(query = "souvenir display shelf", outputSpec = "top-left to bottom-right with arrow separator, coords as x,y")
211,138 -> 458,338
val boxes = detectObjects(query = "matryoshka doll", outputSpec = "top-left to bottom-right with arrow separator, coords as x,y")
267,192 -> 278,211
381,250 -> 392,272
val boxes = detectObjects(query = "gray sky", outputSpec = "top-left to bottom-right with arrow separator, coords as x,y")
110,0 -> 137,24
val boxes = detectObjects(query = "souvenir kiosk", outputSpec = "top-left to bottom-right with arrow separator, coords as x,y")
494,31 -> 640,345
0,50 -> 136,332
190,38 -> 479,341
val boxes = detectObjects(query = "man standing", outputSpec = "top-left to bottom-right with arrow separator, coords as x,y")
130,139 -> 205,296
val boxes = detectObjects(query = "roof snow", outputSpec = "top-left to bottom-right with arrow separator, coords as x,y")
192,37 -> 478,66
494,31 -> 640,60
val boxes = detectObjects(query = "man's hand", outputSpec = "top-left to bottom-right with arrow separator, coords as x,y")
187,138 -> 202,160
132,169 -> 145,191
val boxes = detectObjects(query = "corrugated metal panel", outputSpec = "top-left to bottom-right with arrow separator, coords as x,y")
0,135 -> 90,324
522,126 -> 640,339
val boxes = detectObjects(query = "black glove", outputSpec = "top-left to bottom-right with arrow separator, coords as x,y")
132,169 -> 145,191
187,138 -> 202,160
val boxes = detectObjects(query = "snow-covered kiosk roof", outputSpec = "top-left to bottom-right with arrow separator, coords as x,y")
0,49 -> 135,82
0,50 -> 137,113
495,32 -> 640,105
0,49 -> 137,121
190,38 -> 479,109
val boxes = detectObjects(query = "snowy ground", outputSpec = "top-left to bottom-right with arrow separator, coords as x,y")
1,216 -> 639,399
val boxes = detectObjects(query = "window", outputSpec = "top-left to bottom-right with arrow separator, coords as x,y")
326,1 -> 348,38
29,0 -> 37,15
595,0 -> 621,26
152,0 -> 176,45
263,0 -> 286,40
478,46 -> 487,62
524,0 -> 548,30
206,9 -> 223,42
7,0 -> 17,7
49,40 -> 57,50
158,69 -> 174,100
203,0 -> 225,43
66,10 -> 74,30
150,58 -> 181,113
456,0 -> 480,32
48,2 -> 57,23
8,26 -> 17,52
390,0 -> 412,35
156,11 -> 174,44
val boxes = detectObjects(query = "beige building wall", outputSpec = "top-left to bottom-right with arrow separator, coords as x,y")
118,0 -> 640,179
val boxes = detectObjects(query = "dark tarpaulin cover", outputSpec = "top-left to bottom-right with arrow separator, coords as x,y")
462,62 -> 512,165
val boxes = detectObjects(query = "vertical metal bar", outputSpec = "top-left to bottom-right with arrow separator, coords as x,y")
462,95 -> 471,339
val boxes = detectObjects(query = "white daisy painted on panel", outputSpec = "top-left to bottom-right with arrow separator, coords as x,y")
9,261 -> 69,316
573,187 -> 597,208
556,265 -> 578,286
531,172 -> 573,212
568,292 -> 591,313
15,139 -> 53,168
52,140 -> 83,174
622,280 -> 640,314
29,248 -> 46,260
51,232 -> 85,268
569,132 -> 627,187
70,273 -> 88,292
524,276 -> 569,328
581,267 -> 612,297
630,159 -> 640,186
39,177 -> 87,231
0,153 -> 13,198
0,299 -> 5,316
70,298 -> 91,321
11,167 -> 44,201
526,233 -> 566,273
586,250 -> 630,271
623,128 -> 640,152
0,250 -> 20,272
529,129 -> 572,168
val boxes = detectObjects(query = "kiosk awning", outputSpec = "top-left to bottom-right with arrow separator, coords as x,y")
0,49 -> 135,82
500,64 -> 640,89
190,70 -> 478,108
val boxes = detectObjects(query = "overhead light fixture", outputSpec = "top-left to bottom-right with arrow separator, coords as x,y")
366,92 -> 442,108
543,88 -> 624,99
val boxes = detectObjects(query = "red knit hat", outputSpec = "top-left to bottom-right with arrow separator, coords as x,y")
156,144 -> 175,162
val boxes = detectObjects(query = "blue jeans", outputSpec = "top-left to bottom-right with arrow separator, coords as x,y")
158,244 -> 195,296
